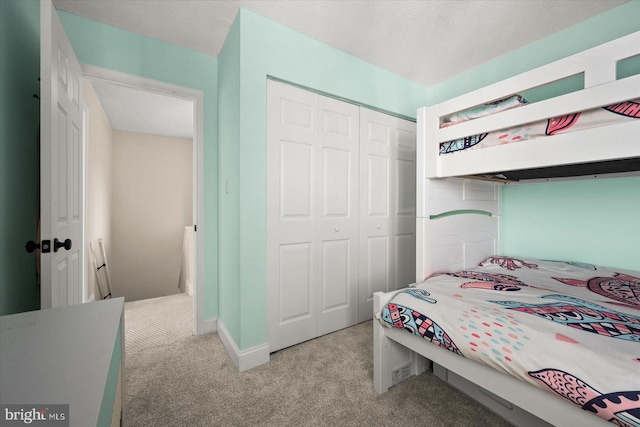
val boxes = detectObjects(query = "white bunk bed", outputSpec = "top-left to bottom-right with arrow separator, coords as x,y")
418,30 -> 640,181
373,31 -> 640,427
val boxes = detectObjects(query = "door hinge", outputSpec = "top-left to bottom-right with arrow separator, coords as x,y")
194,225 -> 197,232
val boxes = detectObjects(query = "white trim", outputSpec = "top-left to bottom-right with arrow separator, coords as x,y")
197,317 -> 217,335
82,65 -> 197,100
217,320 -> 270,372
194,86 -> 205,337
82,104 -> 90,303
81,64 -> 206,335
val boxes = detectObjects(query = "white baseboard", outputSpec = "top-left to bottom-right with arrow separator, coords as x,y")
196,317 -> 217,335
217,320 -> 270,372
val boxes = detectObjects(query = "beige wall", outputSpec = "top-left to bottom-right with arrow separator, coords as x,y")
84,81 -> 113,301
111,130 -> 193,302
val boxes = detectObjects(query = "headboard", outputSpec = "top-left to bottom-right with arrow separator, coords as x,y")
416,178 -> 499,282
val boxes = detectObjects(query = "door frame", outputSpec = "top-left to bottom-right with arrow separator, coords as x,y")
81,64 -> 205,335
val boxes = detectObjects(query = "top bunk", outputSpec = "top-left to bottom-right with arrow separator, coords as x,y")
417,30 -> 640,181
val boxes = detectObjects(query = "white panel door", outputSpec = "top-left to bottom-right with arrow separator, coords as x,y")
267,81 -> 360,351
267,81 -> 319,351
40,0 -> 84,308
267,81 -> 414,348
316,95 -> 359,336
358,108 -> 416,322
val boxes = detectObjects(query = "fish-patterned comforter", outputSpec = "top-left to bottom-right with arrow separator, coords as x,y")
440,98 -> 640,155
378,256 -> 640,426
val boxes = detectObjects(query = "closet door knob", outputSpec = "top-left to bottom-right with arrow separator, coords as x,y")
335,227 -> 340,232
377,225 -> 382,230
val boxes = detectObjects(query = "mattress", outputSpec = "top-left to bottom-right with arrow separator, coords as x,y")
440,98 -> 640,155
377,256 -> 640,426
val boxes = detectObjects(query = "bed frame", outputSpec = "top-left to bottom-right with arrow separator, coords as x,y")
374,178 -> 611,426
373,30 -> 640,427
373,292 -> 610,427
418,30 -> 640,179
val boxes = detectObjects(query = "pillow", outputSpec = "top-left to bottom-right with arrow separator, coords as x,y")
440,95 -> 528,128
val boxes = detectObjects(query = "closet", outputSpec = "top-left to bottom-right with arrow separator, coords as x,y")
266,80 -> 416,352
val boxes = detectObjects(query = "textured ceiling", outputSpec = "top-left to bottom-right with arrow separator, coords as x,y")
90,80 -> 194,138
54,0 -> 627,137
54,0 -> 626,88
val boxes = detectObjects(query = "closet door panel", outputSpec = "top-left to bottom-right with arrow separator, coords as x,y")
267,81 -> 319,351
359,111 -> 392,321
365,235 -> 389,297
396,158 -> 415,216
367,155 -> 389,215
268,81 -> 360,350
322,148 -> 350,215
320,239 -> 350,310
359,108 -> 416,322
317,95 -> 359,336
394,121 -> 417,289
394,233 -> 415,291
280,141 -> 313,218
279,242 -> 314,323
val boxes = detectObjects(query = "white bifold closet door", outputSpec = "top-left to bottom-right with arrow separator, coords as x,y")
267,80 -> 415,352
358,108 -> 416,322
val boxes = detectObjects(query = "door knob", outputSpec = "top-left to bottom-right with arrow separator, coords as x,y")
25,240 -> 51,253
53,238 -> 72,252
25,240 -> 40,253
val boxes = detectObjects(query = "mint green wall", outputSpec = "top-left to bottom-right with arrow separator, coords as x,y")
219,3 -> 640,349
217,17 -> 242,341
501,178 -> 640,271
425,1 -> 640,272
217,8 -> 430,349
57,11 -> 219,319
617,53 -> 640,80
0,0 -> 41,315
97,317 -> 122,427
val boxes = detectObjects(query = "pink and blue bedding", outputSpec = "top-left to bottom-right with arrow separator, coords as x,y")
440,95 -> 529,128
377,256 -> 640,426
439,98 -> 640,155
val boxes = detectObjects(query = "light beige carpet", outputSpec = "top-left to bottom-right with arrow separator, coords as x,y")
124,293 -> 193,354
124,320 -> 513,427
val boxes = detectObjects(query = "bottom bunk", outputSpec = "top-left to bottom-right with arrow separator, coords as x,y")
373,257 -> 640,427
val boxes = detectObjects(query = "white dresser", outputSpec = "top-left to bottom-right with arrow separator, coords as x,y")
0,298 -> 124,426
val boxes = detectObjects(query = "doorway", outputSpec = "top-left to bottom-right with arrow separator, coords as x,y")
82,65 -> 204,338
